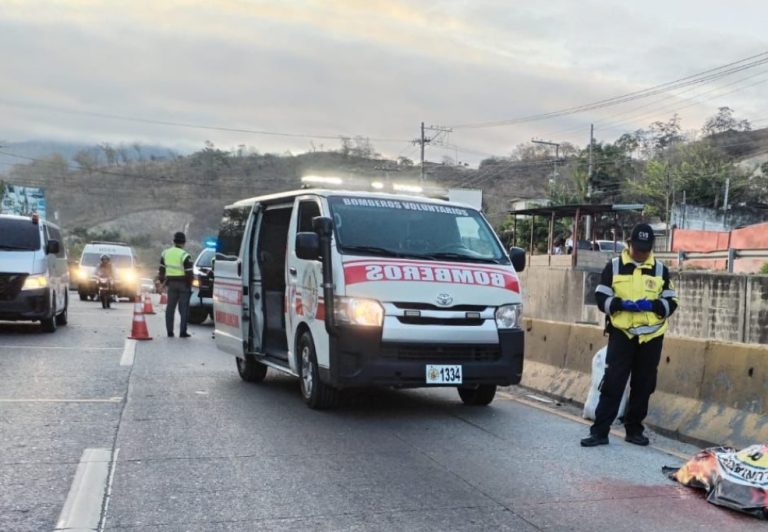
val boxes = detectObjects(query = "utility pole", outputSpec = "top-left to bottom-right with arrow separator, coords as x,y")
414,123 -> 453,182
723,177 -> 731,227
531,138 -> 561,188
585,124 -> 594,239
420,122 -> 426,182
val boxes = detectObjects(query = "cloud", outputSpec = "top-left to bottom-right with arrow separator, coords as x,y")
0,1 -> 766,164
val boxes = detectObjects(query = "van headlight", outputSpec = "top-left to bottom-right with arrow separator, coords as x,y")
334,297 -> 383,327
22,274 -> 49,290
76,269 -> 88,280
495,304 -> 522,329
120,269 -> 137,283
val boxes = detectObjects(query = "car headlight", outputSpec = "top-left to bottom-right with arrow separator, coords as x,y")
495,303 -> 523,329
120,269 -> 137,283
76,269 -> 88,280
192,278 -> 200,287
334,297 -> 383,327
22,274 -> 49,290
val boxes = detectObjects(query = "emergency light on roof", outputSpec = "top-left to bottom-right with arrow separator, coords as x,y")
370,182 -> 385,190
393,184 -> 423,194
301,175 -> 343,185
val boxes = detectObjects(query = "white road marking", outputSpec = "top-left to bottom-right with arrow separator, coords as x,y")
0,397 -> 122,403
0,345 -> 122,350
55,448 -> 117,531
120,339 -> 136,367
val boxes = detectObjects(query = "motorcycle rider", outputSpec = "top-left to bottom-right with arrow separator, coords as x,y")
95,254 -> 115,292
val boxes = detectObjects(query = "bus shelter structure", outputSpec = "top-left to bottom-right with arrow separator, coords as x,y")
508,203 -> 644,269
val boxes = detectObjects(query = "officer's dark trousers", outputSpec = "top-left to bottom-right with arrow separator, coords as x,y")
591,332 -> 664,437
165,279 -> 191,335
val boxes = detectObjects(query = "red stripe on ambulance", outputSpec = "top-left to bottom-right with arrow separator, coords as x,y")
343,261 -> 519,293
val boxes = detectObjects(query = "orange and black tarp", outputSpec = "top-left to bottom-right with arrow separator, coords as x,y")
664,444 -> 768,519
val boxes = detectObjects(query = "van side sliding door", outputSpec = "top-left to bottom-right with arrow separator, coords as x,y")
214,204 -> 256,356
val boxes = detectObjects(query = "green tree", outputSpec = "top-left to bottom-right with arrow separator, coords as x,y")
701,106 -> 751,136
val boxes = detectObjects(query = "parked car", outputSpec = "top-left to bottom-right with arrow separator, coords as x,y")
594,240 -> 626,253
188,247 -> 214,324
0,214 -> 69,332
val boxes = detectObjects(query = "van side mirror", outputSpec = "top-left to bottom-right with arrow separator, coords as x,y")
296,232 -> 320,260
509,246 -> 526,272
46,239 -> 60,255
312,216 -> 334,237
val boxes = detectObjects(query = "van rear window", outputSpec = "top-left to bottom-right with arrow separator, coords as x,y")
0,219 -> 40,251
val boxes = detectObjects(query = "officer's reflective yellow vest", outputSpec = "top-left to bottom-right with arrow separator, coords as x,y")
609,249 -> 669,343
162,246 -> 190,278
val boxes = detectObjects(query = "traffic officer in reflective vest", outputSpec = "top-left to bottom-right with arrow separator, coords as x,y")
158,231 -> 194,338
581,223 -> 679,447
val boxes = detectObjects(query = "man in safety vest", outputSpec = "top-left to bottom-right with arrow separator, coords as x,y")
158,231 -> 194,338
581,223 -> 679,447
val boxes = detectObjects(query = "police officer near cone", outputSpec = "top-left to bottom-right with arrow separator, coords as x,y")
158,232 -> 194,338
581,223 -> 679,447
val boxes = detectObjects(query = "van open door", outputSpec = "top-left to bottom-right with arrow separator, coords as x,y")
214,204 -> 255,356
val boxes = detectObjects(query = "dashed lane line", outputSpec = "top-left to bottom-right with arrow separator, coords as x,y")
54,447 -> 118,531
120,339 -> 136,367
0,397 -> 123,403
0,345 -> 122,350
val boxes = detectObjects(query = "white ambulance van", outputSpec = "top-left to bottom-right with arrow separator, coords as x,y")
213,190 -> 526,409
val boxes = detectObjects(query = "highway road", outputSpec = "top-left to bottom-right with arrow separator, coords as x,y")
0,298 -> 761,531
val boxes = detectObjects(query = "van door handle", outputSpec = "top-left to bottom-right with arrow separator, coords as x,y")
289,268 -> 297,276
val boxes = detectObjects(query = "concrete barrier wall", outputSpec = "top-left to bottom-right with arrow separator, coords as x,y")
519,266 -> 768,343
522,318 -> 768,448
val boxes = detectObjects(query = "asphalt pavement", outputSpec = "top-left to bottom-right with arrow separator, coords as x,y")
0,297 -> 763,531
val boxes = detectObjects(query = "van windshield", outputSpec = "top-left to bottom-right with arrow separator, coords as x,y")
0,218 -> 40,251
327,196 -> 508,264
81,252 -> 133,268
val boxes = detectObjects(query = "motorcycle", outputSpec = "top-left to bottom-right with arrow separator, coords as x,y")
95,275 -> 114,309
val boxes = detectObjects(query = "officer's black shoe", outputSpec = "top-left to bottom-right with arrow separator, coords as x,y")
625,433 -> 650,446
580,435 -> 609,447
167,332 -> 174,337
179,332 -> 191,338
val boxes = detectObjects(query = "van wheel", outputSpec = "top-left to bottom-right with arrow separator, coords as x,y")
188,307 -> 208,324
55,294 -> 68,326
79,292 -> 87,301
236,355 -> 267,383
298,332 -> 338,409
458,385 -> 497,406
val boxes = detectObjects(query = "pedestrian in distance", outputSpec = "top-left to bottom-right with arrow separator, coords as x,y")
158,231 -> 194,338
581,223 -> 679,448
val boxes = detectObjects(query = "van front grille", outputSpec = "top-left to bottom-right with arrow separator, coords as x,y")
0,273 -> 27,300
380,343 -> 500,362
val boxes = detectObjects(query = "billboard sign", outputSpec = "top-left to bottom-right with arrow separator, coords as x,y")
0,183 -> 47,220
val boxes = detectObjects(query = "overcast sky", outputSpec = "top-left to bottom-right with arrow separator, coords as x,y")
1,0 -> 766,165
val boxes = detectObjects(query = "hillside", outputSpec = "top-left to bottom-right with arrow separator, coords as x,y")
1,147 -> 552,261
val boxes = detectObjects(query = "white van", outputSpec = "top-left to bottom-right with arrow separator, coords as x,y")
0,214 -> 69,332
213,190 -> 526,408
76,242 -> 138,300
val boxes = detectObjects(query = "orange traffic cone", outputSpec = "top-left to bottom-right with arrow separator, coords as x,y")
143,292 -> 156,315
128,297 -> 153,340
159,290 -> 168,311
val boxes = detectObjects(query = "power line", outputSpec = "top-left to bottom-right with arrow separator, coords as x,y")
448,50 -> 768,129
0,98 -> 411,144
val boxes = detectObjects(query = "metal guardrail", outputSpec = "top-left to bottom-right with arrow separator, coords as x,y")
655,248 -> 768,273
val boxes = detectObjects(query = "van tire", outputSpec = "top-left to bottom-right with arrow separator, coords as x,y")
188,307 -> 208,324
79,292 -> 88,301
298,332 -> 338,409
458,384 -> 497,406
55,295 -> 68,326
236,355 -> 268,383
